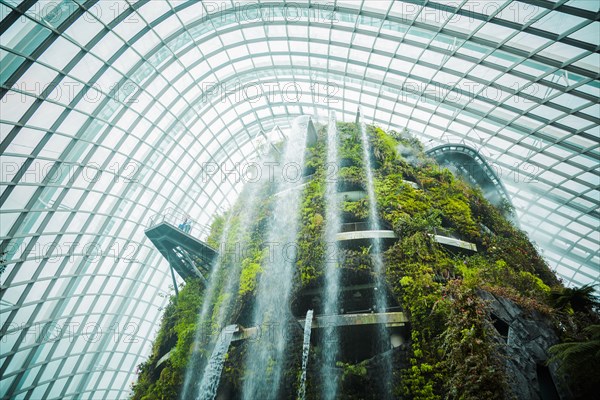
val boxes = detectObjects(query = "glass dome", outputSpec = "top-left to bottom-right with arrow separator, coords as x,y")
0,1 -> 598,398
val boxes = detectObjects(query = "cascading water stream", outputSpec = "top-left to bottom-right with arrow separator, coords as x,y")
359,117 -> 393,397
241,116 -> 310,400
321,112 -> 342,400
194,179 -> 266,399
211,178 -> 266,336
181,214 -> 235,400
196,325 -> 237,400
297,310 -> 314,400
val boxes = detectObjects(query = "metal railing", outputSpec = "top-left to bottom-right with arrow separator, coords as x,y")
432,226 -> 462,240
147,207 -> 211,239
340,221 -> 393,233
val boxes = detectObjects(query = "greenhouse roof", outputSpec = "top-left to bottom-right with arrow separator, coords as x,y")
0,1 -> 598,398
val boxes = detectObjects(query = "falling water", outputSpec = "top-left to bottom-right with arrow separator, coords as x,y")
298,310 -> 313,400
359,117 -> 393,397
241,116 -> 310,400
196,325 -> 237,400
194,178 -> 267,399
181,214 -> 235,400
321,112 -> 342,400
297,310 -> 314,400
212,178 -> 266,334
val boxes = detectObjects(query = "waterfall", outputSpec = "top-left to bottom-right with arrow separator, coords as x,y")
297,310 -> 314,400
196,325 -> 237,400
359,118 -> 393,397
181,215 -> 235,400
321,112 -> 341,400
241,116 -> 310,400
212,178 -> 266,334
193,178 -> 267,399
359,118 -> 389,314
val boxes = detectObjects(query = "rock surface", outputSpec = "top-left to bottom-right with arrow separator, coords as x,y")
480,291 -> 572,400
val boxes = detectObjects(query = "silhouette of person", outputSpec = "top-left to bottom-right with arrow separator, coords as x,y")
183,219 -> 191,233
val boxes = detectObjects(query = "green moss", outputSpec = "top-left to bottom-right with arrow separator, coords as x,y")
131,279 -> 205,400
296,140 -> 327,285
239,258 -> 263,296
440,281 -> 507,400
206,214 -> 226,249
369,125 -> 399,168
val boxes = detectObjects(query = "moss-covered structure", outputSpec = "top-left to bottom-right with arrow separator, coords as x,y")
132,122 -> 598,400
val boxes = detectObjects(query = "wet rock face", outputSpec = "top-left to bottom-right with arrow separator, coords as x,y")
480,292 -> 572,400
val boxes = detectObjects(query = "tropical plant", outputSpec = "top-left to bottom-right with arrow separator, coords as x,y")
550,284 -> 599,313
548,324 -> 600,398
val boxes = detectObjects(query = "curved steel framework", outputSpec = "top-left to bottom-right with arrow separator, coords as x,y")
426,143 -> 514,209
0,1 -> 598,398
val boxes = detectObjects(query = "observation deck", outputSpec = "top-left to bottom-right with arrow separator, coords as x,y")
432,227 -> 478,252
336,221 -> 398,250
145,208 -> 218,285
231,311 -> 408,343
335,222 -> 477,252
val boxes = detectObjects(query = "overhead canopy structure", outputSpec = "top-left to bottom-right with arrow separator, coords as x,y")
427,144 -> 513,204
0,1 -> 598,399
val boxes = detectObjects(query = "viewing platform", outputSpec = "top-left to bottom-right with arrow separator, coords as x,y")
336,221 -> 398,249
334,222 -> 477,252
432,227 -> 477,252
230,311 -> 408,343
338,190 -> 366,202
156,350 -> 172,368
145,208 -> 219,284
402,179 -> 420,190
300,311 -> 408,329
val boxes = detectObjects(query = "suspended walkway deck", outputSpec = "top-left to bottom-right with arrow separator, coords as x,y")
231,311 -> 408,342
299,311 -> 408,329
336,223 -> 477,252
145,209 -> 218,285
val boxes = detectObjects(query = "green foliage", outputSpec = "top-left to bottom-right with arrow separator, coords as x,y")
440,280 -> 507,400
341,198 -> 369,220
211,291 -> 230,330
372,120 -> 565,399
337,360 -> 368,378
375,173 -> 434,234
419,167 -> 480,239
369,125 -> 398,167
456,257 -> 552,313
384,232 -> 449,399
516,271 -> 551,297
550,284 -> 599,314
335,360 -> 374,400
296,140 -> 327,285
130,280 -> 205,400
388,128 -> 424,154
206,214 -> 226,249
548,324 -> 600,398
338,248 -> 373,273
395,262 -> 444,400
484,231 -> 558,287
338,165 -> 365,184
238,253 -> 264,296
